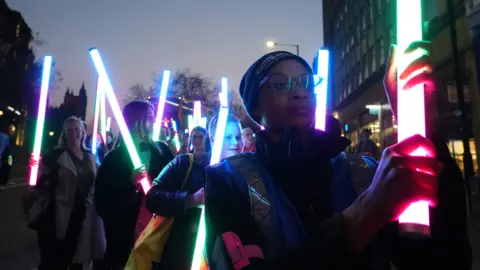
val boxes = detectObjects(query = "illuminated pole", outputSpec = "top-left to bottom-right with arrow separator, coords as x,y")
396,0 -> 431,236
100,84 -> 107,144
188,115 -> 194,132
29,55 -> 53,186
191,77 -> 230,270
314,49 -> 330,131
91,77 -> 103,154
193,101 -> 201,127
89,48 -> 151,194
171,120 -> 180,152
152,70 -> 171,141
106,117 -> 112,132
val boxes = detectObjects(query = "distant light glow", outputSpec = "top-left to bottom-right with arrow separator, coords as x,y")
152,69 -> 171,141
314,49 -> 329,131
199,117 -> 207,129
171,120 -> 180,151
89,48 -> 150,194
29,55 -> 52,186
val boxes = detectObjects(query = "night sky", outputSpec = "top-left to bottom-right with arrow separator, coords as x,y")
9,0 -> 324,123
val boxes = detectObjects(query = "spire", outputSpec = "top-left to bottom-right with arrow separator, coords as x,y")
79,82 -> 87,97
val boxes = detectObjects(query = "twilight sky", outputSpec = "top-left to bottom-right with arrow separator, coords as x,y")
8,0 -> 324,123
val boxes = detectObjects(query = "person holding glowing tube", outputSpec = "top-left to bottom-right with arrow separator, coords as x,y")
204,47 -> 469,270
95,101 -> 174,269
26,116 -> 105,270
145,114 -> 242,270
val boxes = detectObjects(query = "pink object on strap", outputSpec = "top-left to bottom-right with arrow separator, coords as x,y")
221,232 -> 264,270
135,197 -> 152,240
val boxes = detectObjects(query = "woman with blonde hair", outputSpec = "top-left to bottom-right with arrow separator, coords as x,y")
29,116 -> 105,270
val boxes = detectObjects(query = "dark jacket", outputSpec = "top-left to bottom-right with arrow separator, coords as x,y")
146,152 -> 210,269
95,141 -> 174,266
205,129 -> 471,270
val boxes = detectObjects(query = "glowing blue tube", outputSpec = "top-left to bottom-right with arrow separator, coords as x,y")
152,70 -> 171,141
191,77 -> 229,270
314,49 -> 330,131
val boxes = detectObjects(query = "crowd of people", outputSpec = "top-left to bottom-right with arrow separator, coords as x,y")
21,39 -> 472,270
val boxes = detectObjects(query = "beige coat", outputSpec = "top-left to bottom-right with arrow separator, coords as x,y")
54,151 -> 105,263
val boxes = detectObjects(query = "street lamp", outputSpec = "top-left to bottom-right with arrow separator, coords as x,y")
48,131 -> 54,136
265,40 -> 300,56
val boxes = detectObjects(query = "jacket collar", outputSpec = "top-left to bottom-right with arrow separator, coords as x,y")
254,128 -> 350,161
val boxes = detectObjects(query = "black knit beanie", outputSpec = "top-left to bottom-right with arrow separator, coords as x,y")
239,51 -> 313,124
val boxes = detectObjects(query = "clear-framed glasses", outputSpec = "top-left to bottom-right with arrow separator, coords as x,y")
260,74 -> 322,92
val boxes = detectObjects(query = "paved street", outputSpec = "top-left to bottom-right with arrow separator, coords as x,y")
0,150 -> 479,269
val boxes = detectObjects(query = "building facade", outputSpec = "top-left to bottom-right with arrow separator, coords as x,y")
0,0 -> 34,147
323,0 -> 480,174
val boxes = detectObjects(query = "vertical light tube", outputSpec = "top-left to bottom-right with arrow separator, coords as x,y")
106,117 -> 112,132
314,49 -> 330,131
89,48 -> 151,194
191,77 -> 229,270
396,0 -> 430,236
29,55 -> 53,186
100,85 -> 107,144
91,76 -> 102,154
152,70 -> 171,141
171,120 -> 180,152
193,101 -> 201,127
188,115 -> 194,132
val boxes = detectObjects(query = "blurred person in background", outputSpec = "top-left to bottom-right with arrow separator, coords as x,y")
146,114 -> 242,270
241,127 -> 255,153
95,101 -> 174,269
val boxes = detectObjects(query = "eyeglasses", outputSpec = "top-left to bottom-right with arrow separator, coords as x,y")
260,74 -> 322,92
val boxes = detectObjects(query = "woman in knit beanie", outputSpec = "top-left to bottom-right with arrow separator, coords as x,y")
204,46 -> 454,269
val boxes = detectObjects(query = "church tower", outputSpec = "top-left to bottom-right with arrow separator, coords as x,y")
78,82 -> 87,121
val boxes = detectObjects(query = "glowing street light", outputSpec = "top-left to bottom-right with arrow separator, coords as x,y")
48,131 -> 54,136
266,40 -> 276,48
265,40 -> 300,55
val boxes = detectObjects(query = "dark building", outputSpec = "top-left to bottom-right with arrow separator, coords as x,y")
0,0 -> 34,146
44,85 -> 88,149
323,0 -> 480,173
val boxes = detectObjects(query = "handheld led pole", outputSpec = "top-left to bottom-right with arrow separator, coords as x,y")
91,77 -> 103,154
191,77 -> 230,270
314,49 -> 330,131
89,48 -> 151,194
152,70 -> 171,141
396,0 -> 431,236
29,55 -> 53,186
106,117 -> 112,132
100,86 -> 107,144
194,101 -> 202,127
